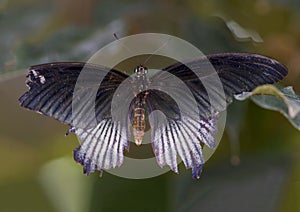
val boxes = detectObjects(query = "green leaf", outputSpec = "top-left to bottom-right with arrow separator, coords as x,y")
39,157 -> 93,212
235,85 -> 300,130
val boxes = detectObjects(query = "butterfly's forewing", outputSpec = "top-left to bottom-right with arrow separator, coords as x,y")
19,62 -> 130,175
159,53 -> 288,115
19,62 -> 129,125
148,53 -> 288,178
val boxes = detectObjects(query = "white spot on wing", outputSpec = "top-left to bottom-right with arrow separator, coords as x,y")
32,70 -> 38,77
39,75 -> 46,84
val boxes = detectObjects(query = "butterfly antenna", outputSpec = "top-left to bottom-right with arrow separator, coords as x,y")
113,33 -> 134,54
143,37 -> 172,65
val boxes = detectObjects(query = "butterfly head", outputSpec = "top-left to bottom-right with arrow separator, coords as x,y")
134,65 -> 148,77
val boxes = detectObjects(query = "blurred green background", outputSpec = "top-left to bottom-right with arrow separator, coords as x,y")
1,0 -> 300,211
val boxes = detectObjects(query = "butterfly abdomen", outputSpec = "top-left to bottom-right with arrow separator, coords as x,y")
132,107 -> 145,146
132,93 -> 148,146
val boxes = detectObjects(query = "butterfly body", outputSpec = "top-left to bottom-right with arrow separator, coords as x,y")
131,65 -> 150,146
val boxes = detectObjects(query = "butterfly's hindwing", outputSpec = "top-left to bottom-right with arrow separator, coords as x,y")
74,119 -> 130,175
146,89 -> 218,178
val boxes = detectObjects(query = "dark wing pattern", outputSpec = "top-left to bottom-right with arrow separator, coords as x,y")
152,53 -> 288,117
19,62 -> 128,125
19,62 -> 130,175
148,53 -> 288,178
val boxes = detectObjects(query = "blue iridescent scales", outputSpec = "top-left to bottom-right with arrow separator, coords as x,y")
19,53 -> 288,179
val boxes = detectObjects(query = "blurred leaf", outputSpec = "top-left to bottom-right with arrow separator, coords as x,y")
16,19 -> 126,68
235,85 -> 300,130
39,157 -> 93,212
170,155 -> 292,212
226,101 -> 248,165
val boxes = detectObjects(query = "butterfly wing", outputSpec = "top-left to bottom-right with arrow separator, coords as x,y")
148,53 -> 288,178
146,90 -> 217,178
152,52 -> 288,117
19,62 -> 130,175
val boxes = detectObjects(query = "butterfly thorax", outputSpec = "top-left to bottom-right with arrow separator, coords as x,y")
133,65 -> 149,92
132,65 -> 149,146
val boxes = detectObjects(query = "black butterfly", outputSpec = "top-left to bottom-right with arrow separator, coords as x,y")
19,53 -> 287,179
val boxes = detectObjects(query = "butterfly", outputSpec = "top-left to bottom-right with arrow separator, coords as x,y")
19,53 -> 288,179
